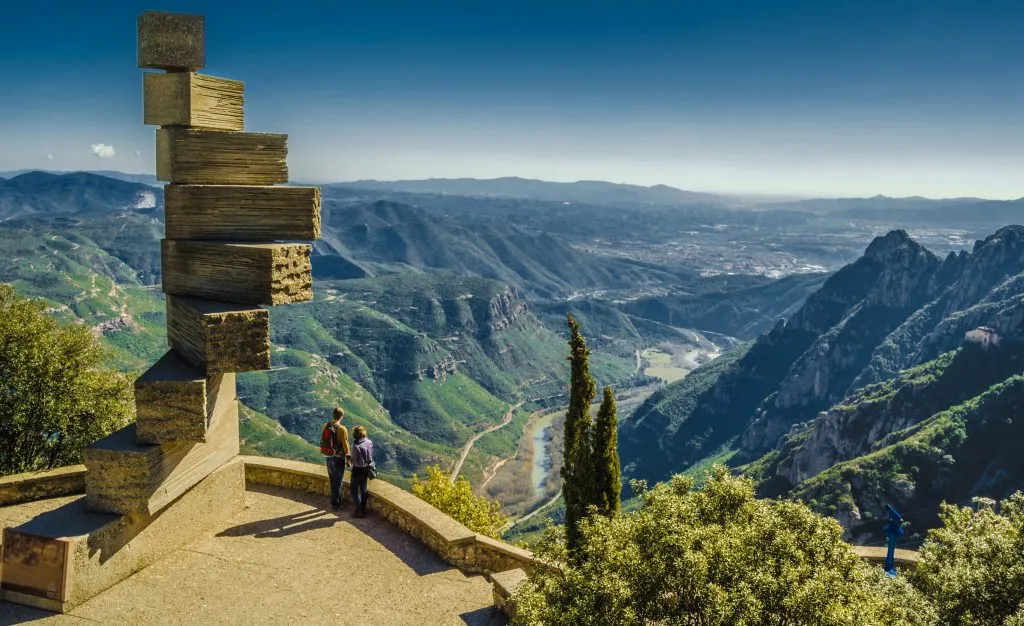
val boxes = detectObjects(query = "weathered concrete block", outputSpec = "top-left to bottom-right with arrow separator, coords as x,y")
83,380 -> 239,516
1,458 -> 244,614
156,127 -> 287,185
161,240 -> 312,305
165,295 -> 270,375
144,72 -> 244,131
134,350 -> 210,444
164,184 -> 321,240
137,11 -> 205,71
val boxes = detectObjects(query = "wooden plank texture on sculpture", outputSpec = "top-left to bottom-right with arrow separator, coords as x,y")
161,239 -> 312,305
133,350 -> 211,444
83,373 -> 238,517
137,11 -> 205,71
143,72 -> 244,131
165,295 -> 271,375
164,184 -> 320,240
156,127 -> 287,185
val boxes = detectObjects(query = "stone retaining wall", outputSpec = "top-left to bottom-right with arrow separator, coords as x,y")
239,455 -> 537,575
0,465 -> 87,506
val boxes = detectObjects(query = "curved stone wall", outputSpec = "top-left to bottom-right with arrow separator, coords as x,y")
0,456 -> 919,577
0,465 -> 87,507
240,455 -> 537,575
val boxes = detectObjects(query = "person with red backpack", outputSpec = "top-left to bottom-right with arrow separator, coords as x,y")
320,407 -> 350,510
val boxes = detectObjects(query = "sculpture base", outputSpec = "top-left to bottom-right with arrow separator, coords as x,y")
1,457 -> 245,613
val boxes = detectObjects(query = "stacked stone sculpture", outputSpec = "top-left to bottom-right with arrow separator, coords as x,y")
81,11 -> 321,517
0,12 -> 321,613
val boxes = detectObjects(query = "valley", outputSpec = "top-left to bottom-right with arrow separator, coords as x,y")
3,170 -> 1024,545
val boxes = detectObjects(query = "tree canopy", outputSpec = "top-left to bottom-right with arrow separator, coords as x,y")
0,283 -> 133,475
513,467 -> 935,626
411,465 -> 509,539
561,314 -> 597,555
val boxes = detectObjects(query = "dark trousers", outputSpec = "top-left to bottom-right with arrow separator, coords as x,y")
350,466 -> 369,514
326,456 -> 345,508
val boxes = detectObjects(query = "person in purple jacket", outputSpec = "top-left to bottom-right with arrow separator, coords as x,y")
349,425 -> 374,518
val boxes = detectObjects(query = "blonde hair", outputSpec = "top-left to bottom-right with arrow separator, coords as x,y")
353,425 -> 367,439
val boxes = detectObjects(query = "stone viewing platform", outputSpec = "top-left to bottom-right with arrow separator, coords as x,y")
1,457 -> 513,624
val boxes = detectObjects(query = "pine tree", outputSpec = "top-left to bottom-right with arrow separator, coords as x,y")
560,314 -> 596,556
592,385 -> 621,518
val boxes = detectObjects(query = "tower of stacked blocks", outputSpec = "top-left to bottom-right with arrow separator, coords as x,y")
0,12 -> 320,613
82,11 -> 321,516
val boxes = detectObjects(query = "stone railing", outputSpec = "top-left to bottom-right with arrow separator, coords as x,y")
851,545 -> 921,568
0,464 -> 87,506
0,458 -> 919,584
240,455 -> 537,575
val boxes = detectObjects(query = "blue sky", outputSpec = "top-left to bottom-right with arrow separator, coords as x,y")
1,0 -> 1023,198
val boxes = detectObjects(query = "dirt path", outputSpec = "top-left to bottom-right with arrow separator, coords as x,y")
450,402 -> 524,482
479,457 -> 509,490
510,492 -> 561,528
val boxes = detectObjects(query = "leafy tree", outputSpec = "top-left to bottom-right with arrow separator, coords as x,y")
411,465 -> 508,539
561,314 -> 597,556
0,284 -> 133,475
910,493 -> 1024,626
513,467 -> 935,626
592,385 -> 620,518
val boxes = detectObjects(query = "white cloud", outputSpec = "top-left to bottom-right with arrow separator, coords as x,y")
90,143 -> 116,158
45,154 -> 53,160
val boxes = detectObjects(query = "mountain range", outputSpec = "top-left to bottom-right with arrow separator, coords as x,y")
6,169 -> 1024,541
621,226 -> 1024,543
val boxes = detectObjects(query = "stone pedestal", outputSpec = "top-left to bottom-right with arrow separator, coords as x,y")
0,458 -> 245,614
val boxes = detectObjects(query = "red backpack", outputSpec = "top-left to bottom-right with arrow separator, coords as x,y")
319,423 -> 338,456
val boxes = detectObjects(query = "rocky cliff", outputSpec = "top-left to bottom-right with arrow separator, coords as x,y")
622,225 -> 1024,541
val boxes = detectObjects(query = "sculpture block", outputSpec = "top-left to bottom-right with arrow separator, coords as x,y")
83,376 -> 238,516
143,72 -> 244,131
156,127 -> 287,185
161,240 -> 312,305
164,184 -> 320,240
165,295 -> 271,375
134,350 -> 212,444
137,11 -> 205,71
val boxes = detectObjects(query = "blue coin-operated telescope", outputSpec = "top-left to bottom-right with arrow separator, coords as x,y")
883,504 -> 905,577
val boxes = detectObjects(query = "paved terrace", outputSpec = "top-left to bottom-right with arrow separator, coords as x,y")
0,461 -> 511,625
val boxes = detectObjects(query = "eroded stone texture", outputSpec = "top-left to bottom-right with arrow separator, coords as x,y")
134,350 -> 211,444
143,72 -> 243,130
165,295 -> 270,374
84,382 -> 238,516
161,240 -> 312,305
137,11 -> 205,70
164,184 -> 320,240
156,127 -> 287,185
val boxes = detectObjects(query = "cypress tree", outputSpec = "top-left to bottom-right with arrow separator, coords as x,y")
560,314 -> 596,556
592,385 -> 621,517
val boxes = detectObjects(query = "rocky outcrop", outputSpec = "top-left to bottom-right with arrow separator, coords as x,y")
414,355 -> 459,381
478,287 -> 529,337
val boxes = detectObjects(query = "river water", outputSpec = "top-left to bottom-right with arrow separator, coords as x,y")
529,410 -> 559,498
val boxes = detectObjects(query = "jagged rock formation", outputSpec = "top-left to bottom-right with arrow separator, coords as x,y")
621,225 -> 1024,540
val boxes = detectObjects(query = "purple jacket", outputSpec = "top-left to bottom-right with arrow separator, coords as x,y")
351,437 -> 374,468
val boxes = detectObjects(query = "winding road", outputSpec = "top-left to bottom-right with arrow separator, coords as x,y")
449,402 -> 524,482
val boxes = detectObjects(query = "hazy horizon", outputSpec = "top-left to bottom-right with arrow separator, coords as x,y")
2,0 -> 1023,199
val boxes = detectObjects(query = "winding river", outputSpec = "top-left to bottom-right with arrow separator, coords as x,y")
529,410 -> 559,498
